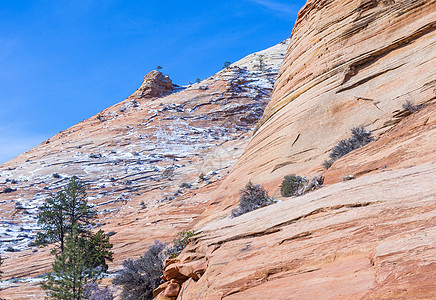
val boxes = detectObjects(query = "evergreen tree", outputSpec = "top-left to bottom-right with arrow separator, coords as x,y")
36,191 -> 67,252
42,227 -> 103,300
63,176 -> 97,234
39,177 -> 114,299
37,176 -> 96,252
84,230 -> 113,272
0,254 -> 3,280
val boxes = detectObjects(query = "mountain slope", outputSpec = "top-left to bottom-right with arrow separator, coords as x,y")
0,40 -> 289,299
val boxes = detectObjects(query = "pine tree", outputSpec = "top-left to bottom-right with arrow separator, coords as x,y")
63,176 -> 97,235
37,176 -> 96,252
84,230 -> 113,272
36,191 -> 67,252
42,227 -> 103,300
39,177 -> 114,299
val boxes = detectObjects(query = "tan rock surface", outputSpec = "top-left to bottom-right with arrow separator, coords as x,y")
157,0 -> 436,299
234,0 -> 436,193
169,162 -> 436,299
324,102 -> 436,184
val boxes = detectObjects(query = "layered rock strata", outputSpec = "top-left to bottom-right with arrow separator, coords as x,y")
156,0 -> 436,298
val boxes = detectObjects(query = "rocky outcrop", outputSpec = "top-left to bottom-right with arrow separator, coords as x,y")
162,161 -> 436,299
130,70 -> 174,98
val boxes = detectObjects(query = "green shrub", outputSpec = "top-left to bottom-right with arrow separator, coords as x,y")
164,230 -> 196,259
223,61 -> 231,69
280,175 -> 307,197
231,182 -> 275,217
180,182 -> 192,189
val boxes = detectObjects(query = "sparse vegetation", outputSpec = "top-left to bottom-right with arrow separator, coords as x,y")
223,61 -> 231,69
38,177 -> 114,299
280,175 -> 323,197
41,227 -> 104,300
199,173 -> 206,181
83,281 -> 113,300
402,100 -> 422,114
114,240 -> 166,300
180,182 -> 192,189
89,153 -> 101,159
164,230 -> 196,259
85,229 -> 114,273
280,175 -> 307,197
36,176 -> 97,252
231,182 -> 275,217
324,160 -> 334,170
52,173 -> 61,179
156,66 -> 163,71
254,54 -> 266,70
324,126 -> 373,169
140,201 -> 146,209
304,175 -> 324,192
3,187 -> 16,193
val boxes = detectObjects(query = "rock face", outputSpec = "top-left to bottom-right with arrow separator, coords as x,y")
130,70 -> 174,98
237,0 -> 436,190
156,0 -> 436,299
0,40 -> 289,299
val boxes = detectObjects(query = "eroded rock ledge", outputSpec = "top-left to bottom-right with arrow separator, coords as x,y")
159,161 -> 436,299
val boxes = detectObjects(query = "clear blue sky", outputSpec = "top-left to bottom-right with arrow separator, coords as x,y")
0,0 -> 305,164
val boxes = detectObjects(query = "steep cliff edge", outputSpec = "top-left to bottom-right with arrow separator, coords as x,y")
239,0 -> 435,191
157,0 -> 436,299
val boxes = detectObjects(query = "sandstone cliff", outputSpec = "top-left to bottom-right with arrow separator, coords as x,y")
155,0 -> 436,299
1,0 -> 436,298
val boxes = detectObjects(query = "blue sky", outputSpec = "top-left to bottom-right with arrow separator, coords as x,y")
0,0 -> 305,164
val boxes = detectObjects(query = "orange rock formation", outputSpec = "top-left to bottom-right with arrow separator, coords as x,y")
155,0 -> 436,299
1,0 -> 435,299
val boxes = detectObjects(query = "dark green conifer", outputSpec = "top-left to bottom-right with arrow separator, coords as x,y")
41,227 -> 102,300
36,176 -> 96,252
